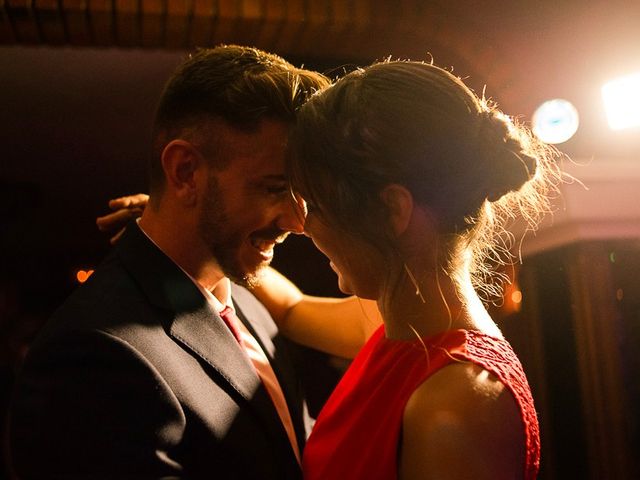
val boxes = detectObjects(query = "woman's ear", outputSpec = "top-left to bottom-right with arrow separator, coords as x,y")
380,184 -> 414,237
160,140 -> 202,206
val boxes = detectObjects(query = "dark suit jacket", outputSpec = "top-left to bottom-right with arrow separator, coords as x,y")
9,223 -> 310,479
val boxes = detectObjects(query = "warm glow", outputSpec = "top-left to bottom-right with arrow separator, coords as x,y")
532,99 -> 579,144
602,72 -> 640,130
76,269 -> 94,283
511,290 -> 523,304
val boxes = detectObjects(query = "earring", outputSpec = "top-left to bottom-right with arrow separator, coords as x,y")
403,263 -> 426,304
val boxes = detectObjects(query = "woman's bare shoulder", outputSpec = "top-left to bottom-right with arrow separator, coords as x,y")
399,362 -> 525,480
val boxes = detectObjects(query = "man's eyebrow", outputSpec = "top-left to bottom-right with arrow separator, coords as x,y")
255,174 -> 288,183
247,174 -> 288,189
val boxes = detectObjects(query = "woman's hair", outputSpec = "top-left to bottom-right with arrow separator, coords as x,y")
288,60 -> 560,299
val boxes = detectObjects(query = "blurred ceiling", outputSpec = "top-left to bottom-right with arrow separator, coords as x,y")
2,1 -> 640,116
2,0 -> 640,146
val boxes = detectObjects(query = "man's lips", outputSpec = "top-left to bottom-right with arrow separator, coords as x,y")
250,238 -> 275,251
250,233 -> 288,254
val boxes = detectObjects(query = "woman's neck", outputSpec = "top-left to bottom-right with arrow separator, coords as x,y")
378,264 -> 502,341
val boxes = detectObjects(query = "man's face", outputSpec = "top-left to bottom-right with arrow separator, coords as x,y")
197,120 -> 304,286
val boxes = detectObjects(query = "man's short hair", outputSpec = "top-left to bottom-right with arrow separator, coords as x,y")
149,45 -> 329,196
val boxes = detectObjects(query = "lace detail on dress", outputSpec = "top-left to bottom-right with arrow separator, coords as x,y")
460,331 -> 541,480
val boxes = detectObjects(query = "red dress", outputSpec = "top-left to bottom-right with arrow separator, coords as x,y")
303,326 -> 540,480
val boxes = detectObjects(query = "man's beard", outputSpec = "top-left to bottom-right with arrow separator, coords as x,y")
197,176 -> 280,288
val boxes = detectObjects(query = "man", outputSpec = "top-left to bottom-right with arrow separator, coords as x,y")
9,45 -> 329,479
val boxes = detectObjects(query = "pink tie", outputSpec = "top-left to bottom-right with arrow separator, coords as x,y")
219,306 -> 243,343
219,305 -> 301,464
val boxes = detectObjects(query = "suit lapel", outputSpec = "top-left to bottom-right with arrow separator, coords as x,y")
168,306 -> 263,402
116,223 -> 263,404
169,301 -> 300,469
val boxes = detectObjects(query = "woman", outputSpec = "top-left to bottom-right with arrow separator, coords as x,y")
282,60 -> 559,479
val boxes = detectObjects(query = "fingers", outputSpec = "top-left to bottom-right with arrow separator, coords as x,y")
96,208 -> 144,232
107,193 -> 149,210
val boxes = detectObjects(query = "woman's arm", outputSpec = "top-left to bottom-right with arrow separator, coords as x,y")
254,267 -> 381,359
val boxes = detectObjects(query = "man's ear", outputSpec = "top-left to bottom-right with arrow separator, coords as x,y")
380,184 -> 414,237
160,140 -> 202,206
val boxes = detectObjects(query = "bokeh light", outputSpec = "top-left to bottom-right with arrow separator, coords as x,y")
532,99 -> 579,144
76,269 -> 94,284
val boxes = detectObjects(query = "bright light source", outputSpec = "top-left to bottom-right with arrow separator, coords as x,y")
532,99 -> 579,144
602,72 -> 640,130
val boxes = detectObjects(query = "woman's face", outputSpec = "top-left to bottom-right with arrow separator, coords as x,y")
303,207 -> 383,300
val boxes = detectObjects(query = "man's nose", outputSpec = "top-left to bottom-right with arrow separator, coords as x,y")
276,194 -> 306,234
